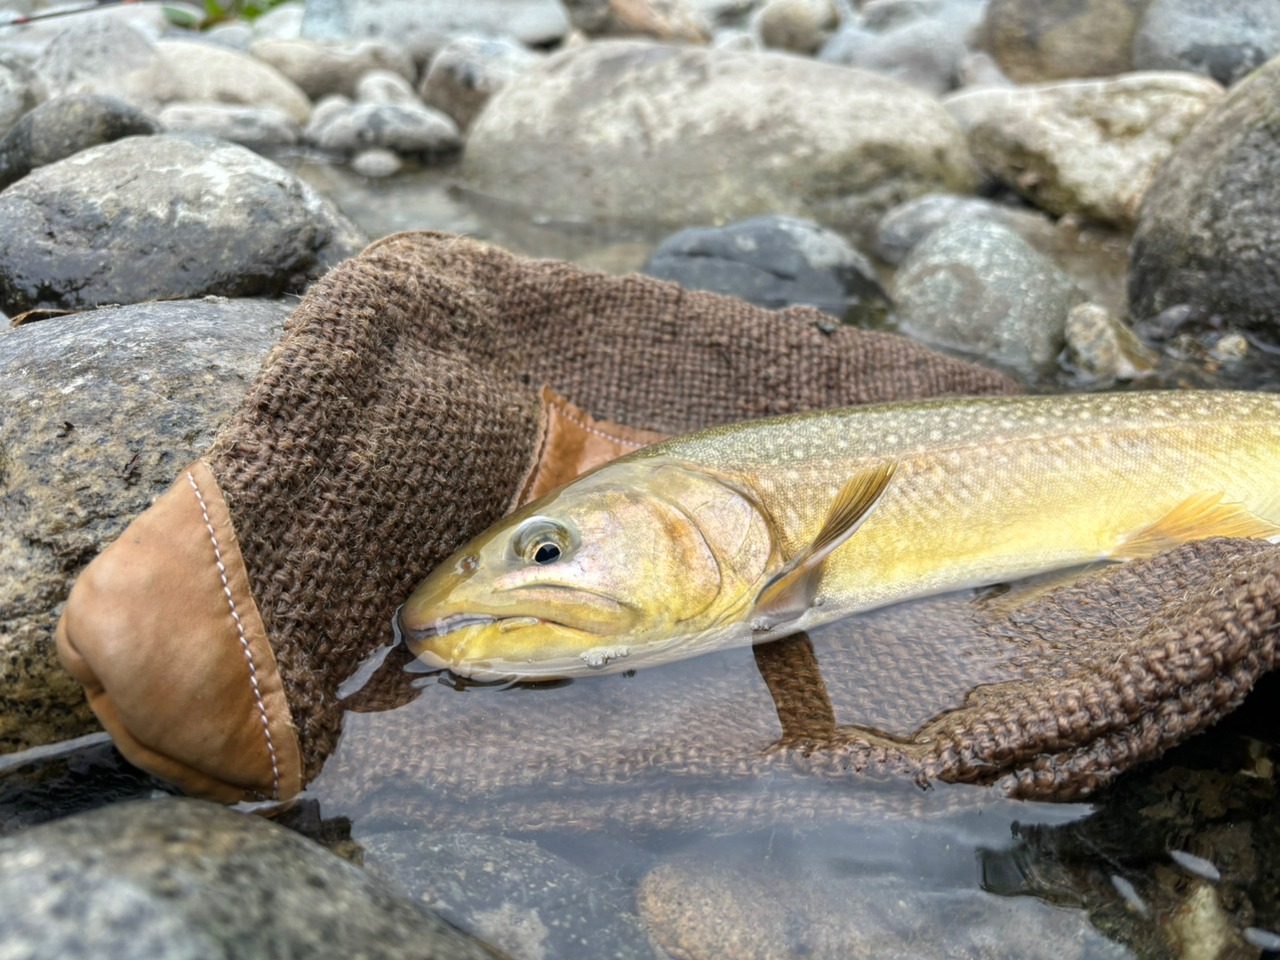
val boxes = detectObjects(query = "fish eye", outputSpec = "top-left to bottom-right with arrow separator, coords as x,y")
511,517 -> 575,566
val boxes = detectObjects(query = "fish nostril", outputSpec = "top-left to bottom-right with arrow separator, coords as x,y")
456,554 -> 479,574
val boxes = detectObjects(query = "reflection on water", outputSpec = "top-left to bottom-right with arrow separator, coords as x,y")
297,582 -> 1280,960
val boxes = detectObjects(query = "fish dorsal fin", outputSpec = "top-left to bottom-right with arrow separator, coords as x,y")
751,461 -> 897,630
1113,491 -> 1280,560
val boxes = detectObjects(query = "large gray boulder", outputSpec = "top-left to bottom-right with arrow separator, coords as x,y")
1133,0 -> 1280,87
1128,54 -> 1280,343
946,72 -> 1223,229
0,133 -> 366,314
463,41 -> 976,243
0,798 -> 506,959
0,298 -> 291,755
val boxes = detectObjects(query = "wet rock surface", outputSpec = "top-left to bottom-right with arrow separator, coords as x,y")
642,214 -> 890,324
362,830 -> 659,960
463,40 -> 976,242
0,93 -> 160,191
948,72 -> 1223,228
0,133 -> 365,313
0,298 -> 292,753
0,797 -> 507,960
1128,54 -> 1280,345
979,0 -> 1154,83
891,217 -> 1083,381
1133,0 -> 1280,87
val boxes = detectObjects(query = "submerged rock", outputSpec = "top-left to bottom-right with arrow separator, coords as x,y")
948,72 -> 1223,228
463,40 -> 975,243
0,94 -> 161,192
1128,55 -> 1280,344
979,0 -> 1153,83
0,798 -> 507,959
362,830 -> 658,960
1133,0 -> 1280,87
643,215 -> 889,325
891,218 -> 1083,382
0,298 -> 291,755
0,133 -> 365,313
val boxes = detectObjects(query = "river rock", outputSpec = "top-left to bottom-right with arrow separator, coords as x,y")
0,58 -> 39,134
643,215 -> 889,325
753,0 -> 838,55
875,192 -> 1052,265
362,831 -> 658,960
979,0 -> 1153,83
420,37 -> 543,132
818,18 -> 965,95
463,40 -> 975,243
561,0 -> 711,43
249,37 -> 415,100
946,72 -> 1223,229
1063,301 -> 1158,383
891,218 -> 1083,382
0,798 -> 506,960
252,0 -> 305,40
637,854 -> 1116,960
1128,57 -> 1280,342
0,94 -> 160,192
203,21 -> 254,51
154,39 -> 311,125
355,69 -> 419,105
352,147 -> 402,177
300,0 -> 570,63
304,99 -> 462,156
0,134 -> 365,314
158,102 -> 300,151
0,298 -> 292,754
1132,0 -> 1280,87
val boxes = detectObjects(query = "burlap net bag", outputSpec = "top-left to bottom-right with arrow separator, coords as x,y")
53,232 -> 1280,804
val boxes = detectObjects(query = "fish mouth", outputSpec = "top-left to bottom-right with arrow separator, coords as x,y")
397,610 -> 498,643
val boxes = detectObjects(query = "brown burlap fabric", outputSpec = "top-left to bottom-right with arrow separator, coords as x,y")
204,231 -> 1015,785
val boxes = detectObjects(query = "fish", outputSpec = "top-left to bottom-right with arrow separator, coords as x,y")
397,390 -> 1280,679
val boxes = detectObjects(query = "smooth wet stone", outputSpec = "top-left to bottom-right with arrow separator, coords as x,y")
0,134 -> 364,313
819,19 -> 965,95
154,39 -> 311,125
1133,0 -> 1280,87
947,72 -> 1223,229
355,69 -> 419,106
753,0 -> 838,55
979,0 -> 1153,83
0,94 -> 160,192
0,798 -> 506,960
464,40 -> 976,243
420,37 -> 543,132
1063,301 -> 1158,383
875,192 -> 1052,266
249,37 -> 415,101
0,298 -> 291,754
891,218 -> 1083,382
352,147 -> 402,178
300,0 -> 570,63
1129,55 -> 1280,343
304,99 -> 462,156
158,102 -> 300,151
362,830 -> 659,960
643,215 -> 889,325
636,854 -> 1120,960
562,0 -> 711,42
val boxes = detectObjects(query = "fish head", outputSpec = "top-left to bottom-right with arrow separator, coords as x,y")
399,460 -> 774,678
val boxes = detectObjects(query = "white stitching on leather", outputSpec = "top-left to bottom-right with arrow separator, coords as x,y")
549,400 -> 648,448
187,470 -> 280,800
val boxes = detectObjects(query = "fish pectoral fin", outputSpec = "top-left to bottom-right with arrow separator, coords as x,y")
1113,491 -> 1280,560
750,461 -> 897,629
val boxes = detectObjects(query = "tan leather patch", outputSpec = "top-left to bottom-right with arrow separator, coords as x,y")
515,386 -> 669,507
56,459 -> 302,803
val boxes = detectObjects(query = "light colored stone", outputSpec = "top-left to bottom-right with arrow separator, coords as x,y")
306,100 -> 461,155
251,0 -> 305,40
355,69 -> 419,105
249,36 -> 414,101
1133,0 -> 1280,87
420,37 -> 542,131
463,40 -> 976,243
753,0 -> 837,54
979,0 -> 1153,83
819,19 -> 964,95
34,18 -> 175,115
156,39 -> 311,125
0,59 -> 37,133
351,147 -> 401,177
560,0 -> 711,43
158,102 -> 300,151
946,71 -> 1224,228
1063,301 -> 1158,381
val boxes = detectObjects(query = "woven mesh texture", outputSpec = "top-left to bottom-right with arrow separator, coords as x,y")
205,232 -> 1013,780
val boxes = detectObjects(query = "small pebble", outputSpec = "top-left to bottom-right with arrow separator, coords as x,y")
352,148 -> 402,178
1168,850 -> 1221,883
